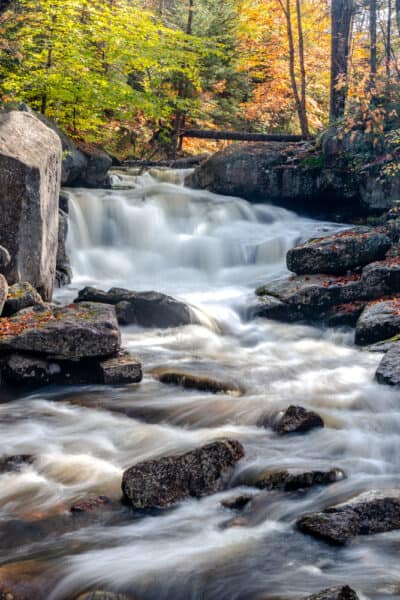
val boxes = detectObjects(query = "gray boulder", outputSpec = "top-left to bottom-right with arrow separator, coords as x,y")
122,440 -> 244,509
76,287 -> 202,329
355,299 -> 400,346
376,345 -> 400,386
305,587 -> 359,600
0,111 -> 61,300
2,282 -> 43,317
298,490 -> 400,545
361,258 -> 400,295
55,209 -> 72,287
0,303 -> 120,360
0,274 -> 8,316
0,245 -> 10,273
287,228 -> 391,275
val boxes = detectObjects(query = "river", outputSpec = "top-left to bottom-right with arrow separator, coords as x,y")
0,169 -> 399,599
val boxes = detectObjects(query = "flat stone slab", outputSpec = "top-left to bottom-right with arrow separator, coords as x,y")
355,298 -> 400,346
122,440 -> 244,509
287,228 -> 391,275
76,287 -> 203,329
0,303 -> 120,360
297,490 -> 400,545
376,345 -> 400,386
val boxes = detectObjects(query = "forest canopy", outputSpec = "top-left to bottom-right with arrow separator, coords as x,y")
0,0 -> 399,158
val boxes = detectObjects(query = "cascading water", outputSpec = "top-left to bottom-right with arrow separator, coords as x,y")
0,169 -> 399,599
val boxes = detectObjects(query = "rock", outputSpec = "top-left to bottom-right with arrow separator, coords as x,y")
249,294 -> 306,323
70,496 -> 114,514
0,303 -> 120,360
355,298 -> 400,346
153,368 -> 242,396
122,440 -> 244,509
1,353 -> 54,387
0,111 -> 61,300
55,209 -> 72,288
0,274 -> 8,316
360,257 -> 400,296
376,345 -> 400,386
59,190 -> 70,213
0,559 -> 51,600
0,455 -> 34,473
287,228 -> 391,275
221,494 -> 254,510
318,302 -> 366,328
75,287 -> 202,328
272,405 -> 324,435
0,245 -> 10,273
99,353 -> 142,385
2,282 -> 43,317
305,587 -> 359,600
80,146 -> 112,188
252,468 -> 344,492
297,490 -> 400,545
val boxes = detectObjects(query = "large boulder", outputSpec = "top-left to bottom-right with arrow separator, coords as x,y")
297,490 -> 400,545
287,228 -> 391,275
0,303 -> 120,360
355,298 -> 400,346
75,287 -> 203,329
122,440 -> 244,509
0,110 -> 61,300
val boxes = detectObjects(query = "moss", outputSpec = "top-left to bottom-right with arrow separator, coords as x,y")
255,286 -> 280,298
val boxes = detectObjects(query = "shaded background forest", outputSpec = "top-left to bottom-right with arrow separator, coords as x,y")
0,0 -> 399,159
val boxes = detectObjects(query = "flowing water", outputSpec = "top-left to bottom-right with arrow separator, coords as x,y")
1,168 -> 400,599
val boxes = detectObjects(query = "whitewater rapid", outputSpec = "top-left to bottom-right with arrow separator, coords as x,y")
0,168 -> 398,599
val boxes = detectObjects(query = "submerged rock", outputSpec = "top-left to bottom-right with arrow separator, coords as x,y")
0,303 -> 120,360
252,468 -> 344,492
153,368 -> 242,396
297,490 -> 400,545
355,298 -> 400,346
0,454 -> 34,473
376,345 -> 400,386
221,494 -> 254,511
0,559 -> 51,600
2,282 -> 43,317
76,593 -> 133,600
272,405 -> 324,435
122,440 -> 244,509
70,496 -> 114,514
287,228 -> 391,275
76,287 -> 202,329
0,110 -> 61,300
305,587 -> 359,600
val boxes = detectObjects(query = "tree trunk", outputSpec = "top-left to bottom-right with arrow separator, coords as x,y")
370,0 -> 377,88
295,0 -> 309,137
330,0 -> 354,122
386,0 -> 392,94
396,0 -> 400,35
279,0 -> 309,138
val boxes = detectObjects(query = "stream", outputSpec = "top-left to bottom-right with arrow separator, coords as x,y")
1,169 -> 400,599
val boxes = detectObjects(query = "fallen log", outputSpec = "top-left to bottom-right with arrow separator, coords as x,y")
181,129 -> 309,142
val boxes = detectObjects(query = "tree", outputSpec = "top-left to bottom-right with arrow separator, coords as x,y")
330,0 -> 354,121
369,0 -> 377,87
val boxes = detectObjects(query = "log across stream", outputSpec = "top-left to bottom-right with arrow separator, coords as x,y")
0,168 -> 399,599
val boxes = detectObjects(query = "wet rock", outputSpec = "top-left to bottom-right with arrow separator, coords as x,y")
376,345 -> 400,386
318,302 -> 366,328
355,298 -> 400,346
0,245 -> 11,273
99,353 -> 143,385
273,405 -> 324,435
0,559 -> 51,600
0,303 -> 121,360
122,440 -> 245,509
2,282 -> 43,317
361,258 -> 400,296
253,468 -> 344,492
70,496 -> 114,514
256,274 -> 366,314
305,587 -> 359,600
0,274 -> 8,316
287,228 -> 391,275
55,209 -> 72,288
221,494 -> 254,510
153,368 -> 242,396
249,294 -> 306,323
0,111 -> 61,300
0,454 -> 34,473
76,287 -> 202,329
297,490 -> 400,545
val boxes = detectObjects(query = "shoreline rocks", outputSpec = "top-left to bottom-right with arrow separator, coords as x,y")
122,440 -> 244,509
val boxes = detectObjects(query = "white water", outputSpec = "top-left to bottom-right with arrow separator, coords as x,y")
1,169 -> 400,599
